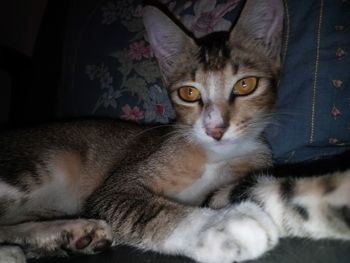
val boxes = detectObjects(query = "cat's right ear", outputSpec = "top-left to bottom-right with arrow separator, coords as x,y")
143,6 -> 195,85
229,0 -> 284,64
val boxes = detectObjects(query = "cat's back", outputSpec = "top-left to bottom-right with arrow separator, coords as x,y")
0,119 -> 166,155
0,119 -> 174,222
0,119 -> 171,194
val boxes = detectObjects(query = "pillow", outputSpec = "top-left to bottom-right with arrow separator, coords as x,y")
60,0 -> 244,124
265,0 -> 350,163
60,0 -> 350,163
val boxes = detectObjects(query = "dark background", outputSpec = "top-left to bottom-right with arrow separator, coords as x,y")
0,0 -> 67,127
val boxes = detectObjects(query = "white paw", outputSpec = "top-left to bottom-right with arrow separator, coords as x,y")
163,202 -> 279,263
0,246 -> 26,263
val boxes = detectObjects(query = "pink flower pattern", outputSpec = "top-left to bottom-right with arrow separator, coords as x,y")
181,0 -> 240,37
334,25 -> 345,31
329,138 -> 339,145
133,5 -> 143,17
336,47 -> 347,60
121,104 -> 144,122
328,138 -> 346,146
331,105 -> 341,119
155,103 -> 166,116
332,79 -> 343,88
128,41 -> 152,60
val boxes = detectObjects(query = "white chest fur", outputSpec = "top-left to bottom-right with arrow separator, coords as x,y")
174,162 -> 233,206
172,139 -> 270,206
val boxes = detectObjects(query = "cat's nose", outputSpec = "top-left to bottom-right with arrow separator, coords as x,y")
205,125 -> 228,141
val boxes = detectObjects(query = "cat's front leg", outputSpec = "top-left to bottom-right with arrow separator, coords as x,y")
163,202 -> 279,263
85,185 -> 279,263
0,219 -> 112,260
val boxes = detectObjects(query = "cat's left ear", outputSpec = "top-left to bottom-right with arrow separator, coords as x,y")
229,0 -> 284,63
143,6 -> 196,85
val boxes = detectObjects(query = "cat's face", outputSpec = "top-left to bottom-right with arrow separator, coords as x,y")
143,0 -> 283,152
167,34 -> 277,151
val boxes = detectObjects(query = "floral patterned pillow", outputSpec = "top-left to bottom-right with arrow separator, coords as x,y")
61,0 -> 244,123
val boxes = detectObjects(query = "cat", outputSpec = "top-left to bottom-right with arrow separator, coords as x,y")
0,0 -> 350,263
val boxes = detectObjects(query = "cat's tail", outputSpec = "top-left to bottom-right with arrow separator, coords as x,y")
210,169 -> 350,240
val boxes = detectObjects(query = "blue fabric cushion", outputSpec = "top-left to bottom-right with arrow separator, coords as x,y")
265,0 -> 350,163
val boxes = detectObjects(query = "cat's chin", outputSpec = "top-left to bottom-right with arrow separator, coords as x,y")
207,139 -> 240,150
197,137 -> 262,161
198,138 -> 237,153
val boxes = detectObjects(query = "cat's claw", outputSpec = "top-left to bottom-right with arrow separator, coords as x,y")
164,202 -> 279,263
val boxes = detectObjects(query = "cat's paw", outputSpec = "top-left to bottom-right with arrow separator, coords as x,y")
61,219 -> 112,254
25,219 -> 112,258
164,202 -> 279,263
0,246 -> 26,263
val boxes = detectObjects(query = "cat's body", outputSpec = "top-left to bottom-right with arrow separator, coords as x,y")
0,118 -> 268,221
1,1 -> 350,263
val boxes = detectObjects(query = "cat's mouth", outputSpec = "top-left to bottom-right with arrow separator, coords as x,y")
198,133 -> 242,150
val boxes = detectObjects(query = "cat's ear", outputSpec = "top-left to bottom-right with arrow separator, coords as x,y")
229,0 -> 284,62
143,6 -> 196,85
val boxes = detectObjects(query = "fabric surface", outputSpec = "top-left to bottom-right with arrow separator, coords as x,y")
60,0 -> 350,163
30,238 -> 350,263
265,0 -> 350,163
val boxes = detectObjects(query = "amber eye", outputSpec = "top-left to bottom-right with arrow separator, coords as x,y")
178,86 -> 201,102
233,77 -> 258,96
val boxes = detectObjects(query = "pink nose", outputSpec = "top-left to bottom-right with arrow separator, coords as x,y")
205,125 -> 228,141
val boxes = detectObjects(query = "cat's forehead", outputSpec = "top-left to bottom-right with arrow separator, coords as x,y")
197,32 -> 232,72
173,49 -> 262,83
196,32 -> 270,76
168,32 -> 275,90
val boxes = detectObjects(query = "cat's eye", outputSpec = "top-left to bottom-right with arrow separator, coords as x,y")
178,86 -> 201,102
233,77 -> 258,96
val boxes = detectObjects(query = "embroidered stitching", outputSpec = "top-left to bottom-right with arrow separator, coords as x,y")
310,0 -> 324,144
282,0 -> 290,64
